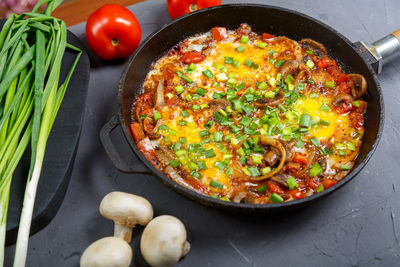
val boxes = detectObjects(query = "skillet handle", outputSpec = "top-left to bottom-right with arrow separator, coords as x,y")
358,29 -> 400,73
100,114 -> 151,174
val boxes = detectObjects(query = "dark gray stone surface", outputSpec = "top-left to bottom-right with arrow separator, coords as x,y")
5,0 -> 400,266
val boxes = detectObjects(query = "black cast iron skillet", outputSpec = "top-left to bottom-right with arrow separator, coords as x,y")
101,4 -> 399,213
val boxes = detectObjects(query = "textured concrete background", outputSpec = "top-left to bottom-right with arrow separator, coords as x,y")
5,0 -> 400,266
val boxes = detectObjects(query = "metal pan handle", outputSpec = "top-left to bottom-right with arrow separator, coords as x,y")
359,29 -> 400,73
100,114 -> 151,174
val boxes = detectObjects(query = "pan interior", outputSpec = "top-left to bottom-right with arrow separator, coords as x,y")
119,4 -> 382,211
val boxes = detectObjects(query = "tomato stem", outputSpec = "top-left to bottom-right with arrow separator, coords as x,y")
189,3 -> 198,12
112,38 -> 119,46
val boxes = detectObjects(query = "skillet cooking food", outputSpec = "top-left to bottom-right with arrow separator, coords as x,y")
130,24 -> 367,204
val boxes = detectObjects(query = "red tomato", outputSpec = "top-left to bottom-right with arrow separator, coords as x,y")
262,33 -> 275,41
129,122 -> 145,141
293,153 -> 308,165
212,27 -> 228,41
317,57 -> 337,69
349,112 -> 364,130
307,177 -> 320,190
86,4 -> 142,60
267,182 -> 284,194
181,51 -> 205,64
338,82 -> 351,94
167,0 -> 221,19
336,101 -> 353,114
321,179 -> 338,189
288,189 -> 305,199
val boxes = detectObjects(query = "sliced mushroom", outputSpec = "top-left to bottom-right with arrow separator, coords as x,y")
300,39 -> 328,56
253,90 -> 285,107
154,78 -> 165,108
295,69 -> 310,84
208,99 -> 231,112
80,237 -> 132,267
264,148 -> 280,166
279,59 -> 299,78
233,192 -> 247,203
251,136 -> 286,181
333,93 -> 354,106
143,116 -> 156,135
100,192 -> 154,243
283,140 -> 296,162
348,74 -> 367,98
140,215 -> 190,267
164,166 -> 198,192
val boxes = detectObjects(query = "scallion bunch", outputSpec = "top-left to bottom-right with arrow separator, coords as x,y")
0,1 -> 82,266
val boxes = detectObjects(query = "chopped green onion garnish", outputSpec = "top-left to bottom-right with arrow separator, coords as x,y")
258,42 -> 267,49
177,71 -> 193,83
274,59 -> 285,67
286,176 -> 298,190
153,111 -> 162,121
257,185 -> 267,193
306,50 -> 315,55
175,85 -> 184,94
311,136 -> 321,147
309,93 -> 318,98
309,162 -> 323,177
306,59 -> 315,69
244,59 -> 253,67
188,162 -> 198,171
320,104 -> 330,112
236,45 -> 245,52
257,81 -> 268,90
199,130 -> 210,138
347,142 -> 356,151
316,184 -> 324,193
340,165 -> 351,170
240,35 -> 249,44
198,161 -> 207,170
270,193 -> 284,203
195,87 -> 207,96
225,56 -> 233,64
192,105 -> 200,110
352,101 -> 361,107
213,131 -> 223,142
169,160 -> 179,168
215,161 -> 227,171
299,113 -> 311,127
210,179 -> 224,189
179,120 -> 187,126
182,110 -> 189,117
248,167 -> 260,177
204,148 -> 216,158
324,81 -> 335,89
202,69 -> 213,79
285,74 -> 295,85
261,167 -> 271,175
216,73 -> 228,82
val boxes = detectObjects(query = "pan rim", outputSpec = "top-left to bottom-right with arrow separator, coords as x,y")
117,3 -> 384,211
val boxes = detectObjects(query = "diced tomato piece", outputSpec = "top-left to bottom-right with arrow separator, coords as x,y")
336,101 -> 353,114
293,153 -> 308,165
267,181 -> 284,194
129,122 -> 145,141
317,57 -> 337,69
163,67 -> 175,80
137,137 -> 159,166
135,92 -> 153,108
284,163 -> 301,174
349,112 -> 364,130
178,40 -> 189,54
307,177 -> 320,190
354,100 -> 367,113
212,27 -> 228,41
181,51 -> 205,64
262,33 -> 275,41
321,178 -> 338,189
338,82 -> 351,94
336,73 -> 349,84
288,189 -> 305,199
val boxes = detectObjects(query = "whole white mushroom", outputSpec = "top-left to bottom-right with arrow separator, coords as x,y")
140,215 -> 190,267
100,191 -> 153,242
80,236 -> 132,267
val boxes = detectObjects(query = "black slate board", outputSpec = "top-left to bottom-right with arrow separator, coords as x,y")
0,20 -> 90,245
